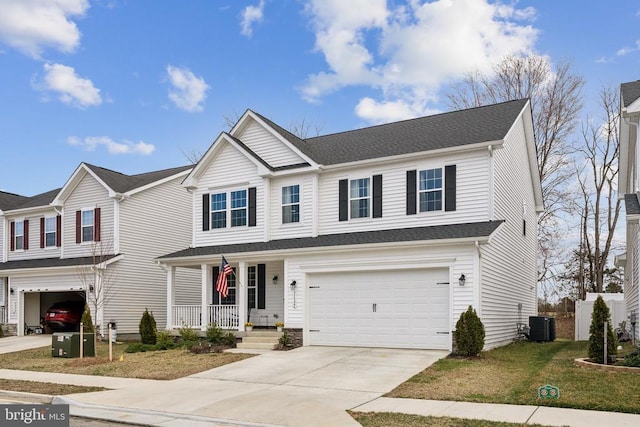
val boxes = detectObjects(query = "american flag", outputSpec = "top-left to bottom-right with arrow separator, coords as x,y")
215,255 -> 233,298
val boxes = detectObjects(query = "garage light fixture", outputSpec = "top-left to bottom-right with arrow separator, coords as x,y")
9,288 -> 14,295
272,275 -> 278,285
290,280 -> 297,289
458,274 -> 466,286
89,285 -> 94,292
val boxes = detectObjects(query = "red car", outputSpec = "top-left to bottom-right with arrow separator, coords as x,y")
45,301 -> 85,331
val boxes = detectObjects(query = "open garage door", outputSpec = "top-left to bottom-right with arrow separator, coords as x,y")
308,269 -> 450,349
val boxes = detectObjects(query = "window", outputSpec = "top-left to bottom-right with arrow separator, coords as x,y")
350,178 -> 370,218
230,190 -> 247,227
81,210 -> 94,242
221,268 -> 236,305
282,185 -> 300,223
247,266 -> 257,310
211,193 -> 227,229
45,217 -> 56,247
419,168 -> 442,212
14,221 -> 24,250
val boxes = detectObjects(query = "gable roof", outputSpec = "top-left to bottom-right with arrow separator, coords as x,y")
621,81 -> 640,108
0,191 -> 29,212
158,220 -> 503,261
12,188 -> 61,210
285,99 -> 529,165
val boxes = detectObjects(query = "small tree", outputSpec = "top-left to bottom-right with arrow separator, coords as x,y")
81,304 -> 94,333
454,306 -> 485,357
139,309 -> 157,345
588,296 -> 617,363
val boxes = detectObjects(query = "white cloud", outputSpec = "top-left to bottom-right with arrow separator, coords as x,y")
0,0 -> 88,59
39,63 -> 101,108
67,136 -> 155,155
617,40 -> 640,56
240,0 -> 266,37
302,0 -> 538,124
166,65 -> 209,112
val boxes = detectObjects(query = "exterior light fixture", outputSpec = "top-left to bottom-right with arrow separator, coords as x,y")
458,274 -> 466,286
290,280 -> 297,289
272,275 -> 278,285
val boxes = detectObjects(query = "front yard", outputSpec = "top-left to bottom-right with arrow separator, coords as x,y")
388,340 -> 640,414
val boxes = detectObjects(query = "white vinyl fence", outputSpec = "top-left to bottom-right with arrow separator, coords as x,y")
575,295 -> 625,341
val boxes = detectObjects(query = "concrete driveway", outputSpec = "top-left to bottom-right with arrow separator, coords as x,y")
65,346 -> 447,426
0,335 -> 50,354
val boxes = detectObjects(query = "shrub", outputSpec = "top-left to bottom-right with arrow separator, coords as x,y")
453,306 -> 485,357
588,296 -> 617,364
155,329 -> 177,350
178,325 -> 200,344
205,323 -> 225,344
81,304 -> 94,333
278,331 -> 291,349
223,332 -> 237,347
125,342 -> 155,353
139,309 -> 157,345
0,324 -> 4,338
623,348 -> 640,368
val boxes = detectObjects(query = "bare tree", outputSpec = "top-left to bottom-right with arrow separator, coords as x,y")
76,235 -> 119,339
573,85 -> 622,294
289,116 -> 325,138
447,54 -> 584,285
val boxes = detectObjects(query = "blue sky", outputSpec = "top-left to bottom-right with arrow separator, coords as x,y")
0,0 -> 639,197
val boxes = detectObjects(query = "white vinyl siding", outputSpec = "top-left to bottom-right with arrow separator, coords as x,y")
111,174 -> 198,333
6,211 -> 62,261
627,223 -> 640,341
317,151 -> 491,235
480,115 -> 538,349
235,119 -> 306,168
270,176 -> 314,240
63,174 -> 113,259
194,144 -> 264,247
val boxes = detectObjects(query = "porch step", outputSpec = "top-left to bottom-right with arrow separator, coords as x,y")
236,342 -> 279,350
237,330 -> 281,351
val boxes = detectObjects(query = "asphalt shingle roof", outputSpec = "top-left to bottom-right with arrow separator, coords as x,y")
0,254 -> 120,271
625,193 -> 640,215
261,99 -> 529,165
158,220 -> 503,260
13,188 -> 61,210
0,191 -> 29,211
85,163 -> 193,194
621,81 -> 640,108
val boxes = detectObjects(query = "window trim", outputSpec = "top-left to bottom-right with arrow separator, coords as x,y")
81,208 -> 95,243
14,220 -> 25,251
230,189 -> 248,227
281,184 -> 300,224
210,192 -> 227,229
208,188 -> 251,229
349,177 -> 371,219
44,216 -> 57,248
418,167 -> 443,213
247,265 -> 257,310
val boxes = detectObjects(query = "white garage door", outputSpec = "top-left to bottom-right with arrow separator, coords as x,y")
308,269 -> 450,349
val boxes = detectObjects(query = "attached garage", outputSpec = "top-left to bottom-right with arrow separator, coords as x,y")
308,268 -> 451,350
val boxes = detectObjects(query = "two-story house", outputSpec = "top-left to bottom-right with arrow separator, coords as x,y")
0,163 -> 196,336
618,80 -> 640,341
157,99 -> 542,351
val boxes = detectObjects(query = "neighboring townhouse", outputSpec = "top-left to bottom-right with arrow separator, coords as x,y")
618,79 -> 640,341
157,98 -> 542,351
0,190 -> 30,328
0,163 -> 195,336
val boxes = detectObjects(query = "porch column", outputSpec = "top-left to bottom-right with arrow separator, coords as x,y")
201,263 -> 209,331
166,266 -> 175,330
238,261 -> 247,331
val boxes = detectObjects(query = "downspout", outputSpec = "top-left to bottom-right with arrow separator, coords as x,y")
624,116 -> 639,193
474,240 -> 482,316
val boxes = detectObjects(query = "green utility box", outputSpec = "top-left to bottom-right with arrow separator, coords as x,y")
51,332 -> 95,358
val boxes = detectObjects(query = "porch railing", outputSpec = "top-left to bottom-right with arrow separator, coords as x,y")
172,304 -> 239,330
0,306 -> 6,324
172,305 -> 202,329
208,305 -> 239,330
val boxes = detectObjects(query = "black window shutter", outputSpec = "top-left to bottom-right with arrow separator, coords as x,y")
23,219 -> 29,250
258,264 -> 266,309
373,174 -> 383,218
212,266 -> 220,305
338,179 -> 348,221
56,215 -> 62,247
248,187 -> 257,227
75,210 -> 81,243
444,165 -> 456,212
40,217 -> 45,249
202,194 -> 210,231
406,170 -> 417,215
94,208 -> 101,242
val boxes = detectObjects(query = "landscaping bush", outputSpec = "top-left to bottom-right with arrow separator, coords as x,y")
588,296 -> 617,364
139,309 -> 157,345
223,332 -> 237,347
623,348 -> 640,368
125,342 -> 156,353
205,323 -> 225,344
278,331 -> 291,349
453,306 -> 485,357
155,329 -> 178,350
0,324 -> 4,338
81,304 -> 94,333
178,325 -> 200,345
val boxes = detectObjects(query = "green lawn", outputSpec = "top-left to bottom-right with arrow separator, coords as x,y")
387,340 -> 640,414
352,412 -> 550,427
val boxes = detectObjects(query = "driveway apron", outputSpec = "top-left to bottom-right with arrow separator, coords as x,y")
64,346 -> 447,427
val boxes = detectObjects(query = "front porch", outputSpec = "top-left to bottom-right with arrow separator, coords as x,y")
164,259 -> 286,332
